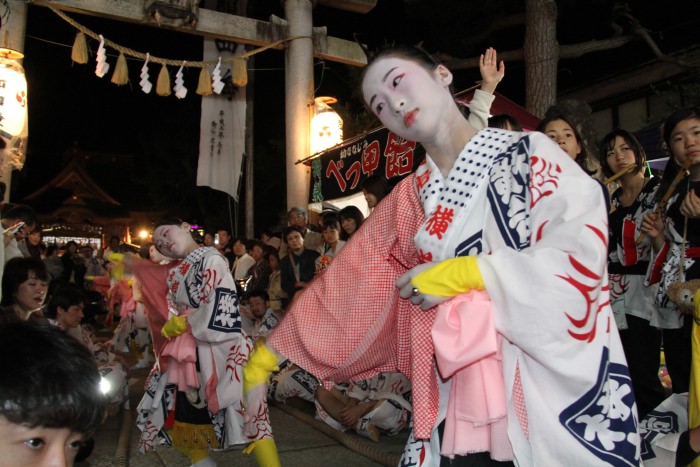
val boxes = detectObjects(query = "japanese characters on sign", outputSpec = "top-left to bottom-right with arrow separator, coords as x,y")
309,127 -> 425,202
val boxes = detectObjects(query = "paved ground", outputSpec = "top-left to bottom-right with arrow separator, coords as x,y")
77,360 -> 408,467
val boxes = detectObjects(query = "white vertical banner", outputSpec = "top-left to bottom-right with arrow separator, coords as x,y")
197,40 -> 246,201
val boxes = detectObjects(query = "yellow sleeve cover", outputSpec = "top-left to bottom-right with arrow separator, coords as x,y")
161,315 -> 188,338
243,340 -> 279,395
411,256 -> 485,297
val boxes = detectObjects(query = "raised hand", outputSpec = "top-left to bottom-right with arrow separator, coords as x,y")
479,47 -> 505,94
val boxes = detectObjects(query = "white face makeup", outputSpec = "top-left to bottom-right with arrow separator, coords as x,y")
669,117 -> 700,167
362,56 -> 453,143
153,223 -> 196,259
544,119 -> 582,161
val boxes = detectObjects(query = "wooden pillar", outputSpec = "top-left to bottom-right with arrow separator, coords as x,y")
284,0 -> 314,211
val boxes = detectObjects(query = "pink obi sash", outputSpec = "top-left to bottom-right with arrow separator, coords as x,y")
432,291 -> 513,461
160,318 -> 199,392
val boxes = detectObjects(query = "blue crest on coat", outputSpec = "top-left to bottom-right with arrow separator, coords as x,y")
207,287 -> 241,333
559,347 -> 639,466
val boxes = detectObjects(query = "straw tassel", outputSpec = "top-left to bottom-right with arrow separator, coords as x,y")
156,64 -> 171,96
232,58 -> 247,87
71,32 -> 88,64
196,67 -> 212,96
111,52 -> 129,85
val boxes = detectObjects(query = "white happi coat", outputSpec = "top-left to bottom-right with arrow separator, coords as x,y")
137,247 -> 271,451
409,129 -> 639,466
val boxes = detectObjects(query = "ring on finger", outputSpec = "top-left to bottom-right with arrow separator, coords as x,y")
411,287 -> 420,297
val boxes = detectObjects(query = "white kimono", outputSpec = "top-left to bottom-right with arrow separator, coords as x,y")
404,129 -> 640,466
136,247 -> 272,452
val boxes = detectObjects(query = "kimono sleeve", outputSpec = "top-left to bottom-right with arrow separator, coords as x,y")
478,132 -> 611,359
186,252 -> 243,343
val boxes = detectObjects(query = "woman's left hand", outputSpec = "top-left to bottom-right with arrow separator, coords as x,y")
396,262 -> 451,310
680,189 -> 700,218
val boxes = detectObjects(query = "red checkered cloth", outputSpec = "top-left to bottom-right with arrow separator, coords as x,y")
268,176 -> 440,439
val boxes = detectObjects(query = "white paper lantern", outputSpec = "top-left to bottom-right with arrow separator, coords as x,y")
0,55 -> 28,169
310,97 -> 343,156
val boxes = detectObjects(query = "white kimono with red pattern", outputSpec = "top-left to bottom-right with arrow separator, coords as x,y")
269,129 -> 639,466
136,247 -> 272,452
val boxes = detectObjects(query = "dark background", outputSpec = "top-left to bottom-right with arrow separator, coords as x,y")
15,0 -> 700,234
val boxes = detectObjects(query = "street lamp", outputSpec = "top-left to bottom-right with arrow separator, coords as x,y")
0,48 -> 27,170
310,96 -> 343,156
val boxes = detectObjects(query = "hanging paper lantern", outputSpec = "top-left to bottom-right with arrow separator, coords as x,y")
310,96 -> 343,156
0,55 -> 28,169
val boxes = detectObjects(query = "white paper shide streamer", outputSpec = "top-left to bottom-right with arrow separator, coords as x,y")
95,35 -> 110,78
212,57 -> 224,94
174,62 -> 187,99
140,53 -> 152,94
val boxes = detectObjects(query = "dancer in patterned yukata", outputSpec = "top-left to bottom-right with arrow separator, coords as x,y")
131,218 -> 278,467
244,45 -> 639,466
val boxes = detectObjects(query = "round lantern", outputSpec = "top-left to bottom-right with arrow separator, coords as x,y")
310,96 -> 343,156
0,52 -> 28,169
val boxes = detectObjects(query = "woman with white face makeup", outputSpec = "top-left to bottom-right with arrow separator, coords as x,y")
261,45 -> 638,466
129,219 -> 278,467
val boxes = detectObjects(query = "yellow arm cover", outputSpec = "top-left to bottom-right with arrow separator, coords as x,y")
107,252 -> 124,263
243,340 -> 279,395
161,315 -> 188,338
411,256 -> 485,297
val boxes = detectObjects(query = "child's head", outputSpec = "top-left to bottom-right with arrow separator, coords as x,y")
361,174 -> 388,209
0,321 -> 106,465
598,129 -> 647,179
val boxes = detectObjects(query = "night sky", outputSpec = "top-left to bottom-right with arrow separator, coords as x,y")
14,1 -> 700,232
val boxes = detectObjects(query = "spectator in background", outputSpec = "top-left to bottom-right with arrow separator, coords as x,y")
231,237 -> 255,280
202,232 -> 214,247
361,175 -> 389,211
488,114 -> 523,131
338,206 -> 365,241
316,218 -> 345,273
0,257 -> 49,323
60,241 -> 87,286
0,321 -> 106,467
260,229 -> 281,251
1,203 -> 37,263
280,207 -> 324,256
280,225 -> 320,302
246,240 -> 271,294
267,250 -> 287,313
43,244 -> 64,284
537,114 -> 598,176
215,228 -> 234,260
21,229 -> 43,259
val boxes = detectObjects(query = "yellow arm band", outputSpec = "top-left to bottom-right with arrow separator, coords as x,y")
243,340 -> 279,395
107,252 -> 124,263
411,256 -> 485,297
161,315 -> 188,338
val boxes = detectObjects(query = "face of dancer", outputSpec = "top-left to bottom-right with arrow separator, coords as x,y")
606,136 -> 637,174
669,117 -> 700,167
56,302 -> 85,329
0,416 -> 86,467
153,223 -> 197,259
362,55 -> 453,143
15,272 -> 48,313
544,119 -> 581,161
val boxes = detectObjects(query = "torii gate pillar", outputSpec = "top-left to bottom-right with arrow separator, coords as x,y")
284,0 -> 314,212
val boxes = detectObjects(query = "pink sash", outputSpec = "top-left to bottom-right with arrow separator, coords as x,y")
432,292 -> 513,460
